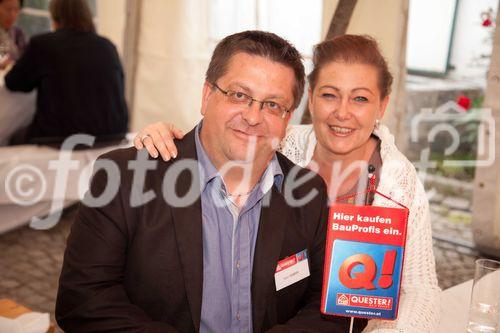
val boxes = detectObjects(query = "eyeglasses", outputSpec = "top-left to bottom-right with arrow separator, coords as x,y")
212,82 -> 290,119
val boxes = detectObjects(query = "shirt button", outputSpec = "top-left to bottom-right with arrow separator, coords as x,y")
236,312 -> 240,320
236,260 -> 240,269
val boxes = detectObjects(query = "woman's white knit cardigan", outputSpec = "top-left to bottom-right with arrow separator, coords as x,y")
279,124 -> 441,333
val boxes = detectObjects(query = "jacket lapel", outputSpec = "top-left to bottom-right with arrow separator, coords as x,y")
251,185 -> 292,332
169,133 -> 295,332
169,129 -> 203,332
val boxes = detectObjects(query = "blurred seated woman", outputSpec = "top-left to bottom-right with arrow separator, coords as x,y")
5,0 -> 128,145
132,35 -> 441,332
0,0 -> 26,67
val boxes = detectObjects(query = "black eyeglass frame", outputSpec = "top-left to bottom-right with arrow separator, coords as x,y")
211,82 -> 291,119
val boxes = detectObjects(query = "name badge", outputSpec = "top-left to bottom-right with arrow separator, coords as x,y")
275,249 -> 310,291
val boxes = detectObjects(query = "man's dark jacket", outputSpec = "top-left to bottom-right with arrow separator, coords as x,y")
56,128 -> 366,332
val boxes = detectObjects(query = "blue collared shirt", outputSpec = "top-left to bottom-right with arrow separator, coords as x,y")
195,122 -> 283,333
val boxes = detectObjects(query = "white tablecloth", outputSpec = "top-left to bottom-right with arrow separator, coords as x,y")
437,279 -> 472,332
0,70 -> 36,145
0,136 -> 134,234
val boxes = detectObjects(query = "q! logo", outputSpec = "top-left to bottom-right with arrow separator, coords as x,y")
338,250 -> 397,290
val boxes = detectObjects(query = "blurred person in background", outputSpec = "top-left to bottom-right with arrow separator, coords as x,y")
5,0 -> 128,145
0,0 -> 26,68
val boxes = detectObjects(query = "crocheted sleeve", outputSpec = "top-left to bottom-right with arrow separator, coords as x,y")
278,124 -> 314,167
363,149 -> 441,332
280,124 -> 441,332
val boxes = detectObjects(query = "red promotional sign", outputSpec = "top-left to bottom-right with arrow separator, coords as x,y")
321,203 -> 409,320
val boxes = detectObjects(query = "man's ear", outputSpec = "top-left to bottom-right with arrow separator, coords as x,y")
200,81 -> 212,116
307,87 -> 314,120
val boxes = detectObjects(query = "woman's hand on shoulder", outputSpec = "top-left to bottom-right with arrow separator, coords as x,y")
133,122 -> 184,161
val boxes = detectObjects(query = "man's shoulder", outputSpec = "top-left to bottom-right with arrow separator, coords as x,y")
24,31 -> 66,54
93,34 -> 117,48
97,146 -> 140,164
276,152 -> 326,194
96,132 -> 197,174
28,31 -> 56,45
94,146 -> 164,178
277,152 -> 321,180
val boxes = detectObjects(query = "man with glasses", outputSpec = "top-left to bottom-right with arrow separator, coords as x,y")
56,30 -> 354,332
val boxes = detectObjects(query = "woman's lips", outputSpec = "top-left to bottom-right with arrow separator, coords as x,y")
328,125 -> 355,137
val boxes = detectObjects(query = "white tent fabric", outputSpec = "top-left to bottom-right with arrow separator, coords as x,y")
130,0 -> 211,133
124,0 -> 408,139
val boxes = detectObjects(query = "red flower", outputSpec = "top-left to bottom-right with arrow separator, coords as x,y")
456,95 -> 471,110
482,18 -> 492,27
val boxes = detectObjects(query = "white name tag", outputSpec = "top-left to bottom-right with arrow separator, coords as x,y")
275,250 -> 310,291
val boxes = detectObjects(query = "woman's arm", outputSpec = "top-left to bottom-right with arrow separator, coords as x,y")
134,121 -> 316,167
363,169 -> 441,333
133,122 -> 314,165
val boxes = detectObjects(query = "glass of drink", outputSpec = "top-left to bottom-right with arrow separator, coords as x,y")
467,258 -> 500,333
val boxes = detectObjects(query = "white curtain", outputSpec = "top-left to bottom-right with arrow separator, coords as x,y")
123,0 -> 408,135
131,0 -> 211,133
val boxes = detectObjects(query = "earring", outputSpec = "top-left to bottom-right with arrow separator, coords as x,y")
375,119 -> 380,129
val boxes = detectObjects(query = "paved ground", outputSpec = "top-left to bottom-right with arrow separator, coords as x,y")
0,199 -> 483,329
0,205 -> 75,327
